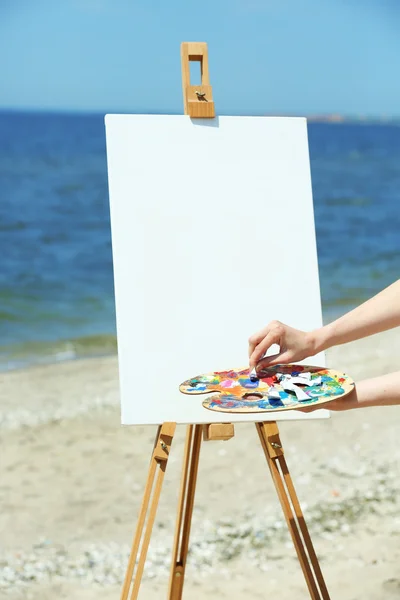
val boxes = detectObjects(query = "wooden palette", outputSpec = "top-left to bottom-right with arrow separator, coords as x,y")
179,364 -> 354,413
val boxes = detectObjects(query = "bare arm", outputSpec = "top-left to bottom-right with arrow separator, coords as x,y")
313,279 -> 400,354
302,371 -> 400,412
249,279 -> 400,369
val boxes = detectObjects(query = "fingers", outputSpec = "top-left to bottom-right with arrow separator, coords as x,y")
296,401 -> 327,413
249,330 -> 281,368
248,327 -> 270,358
248,321 -> 286,368
297,398 -> 343,413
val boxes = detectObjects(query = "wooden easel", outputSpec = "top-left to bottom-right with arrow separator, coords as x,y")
120,42 -> 331,600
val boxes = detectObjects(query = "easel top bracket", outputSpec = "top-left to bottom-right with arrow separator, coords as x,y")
181,42 -> 215,118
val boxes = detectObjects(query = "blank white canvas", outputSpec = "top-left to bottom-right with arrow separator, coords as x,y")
105,115 -> 328,425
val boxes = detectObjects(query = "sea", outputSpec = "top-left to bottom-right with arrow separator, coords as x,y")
0,111 -> 399,371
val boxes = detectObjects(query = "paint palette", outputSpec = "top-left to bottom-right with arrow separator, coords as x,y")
179,364 -> 354,413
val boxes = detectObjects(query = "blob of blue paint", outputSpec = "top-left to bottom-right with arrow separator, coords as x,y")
238,377 -> 259,389
268,397 -> 285,408
187,384 -> 207,392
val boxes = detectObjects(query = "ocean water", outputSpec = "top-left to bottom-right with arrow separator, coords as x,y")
0,111 -> 399,370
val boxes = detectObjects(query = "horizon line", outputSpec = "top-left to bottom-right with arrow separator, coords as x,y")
0,106 -> 399,123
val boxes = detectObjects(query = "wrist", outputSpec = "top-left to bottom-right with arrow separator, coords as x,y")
307,325 -> 333,355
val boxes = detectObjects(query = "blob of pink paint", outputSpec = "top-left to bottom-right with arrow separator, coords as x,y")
220,379 -> 239,389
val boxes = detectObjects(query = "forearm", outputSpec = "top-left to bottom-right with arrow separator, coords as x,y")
311,279 -> 400,352
330,371 -> 400,411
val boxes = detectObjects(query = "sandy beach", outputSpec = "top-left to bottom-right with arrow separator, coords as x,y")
1,329 -> 400,599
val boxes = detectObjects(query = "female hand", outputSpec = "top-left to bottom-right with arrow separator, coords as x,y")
248,320 -> 318,370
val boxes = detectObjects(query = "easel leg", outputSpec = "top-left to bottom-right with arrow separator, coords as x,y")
256,422 -> 330,600
168,424 -> 203,600
120,422 -> 176,600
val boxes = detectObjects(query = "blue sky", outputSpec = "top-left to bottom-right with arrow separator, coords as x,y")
1,0 -> 399,116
